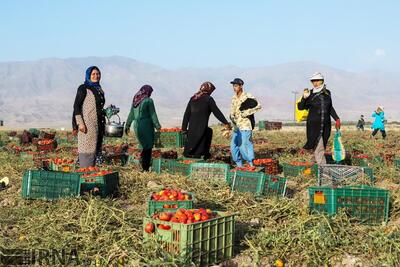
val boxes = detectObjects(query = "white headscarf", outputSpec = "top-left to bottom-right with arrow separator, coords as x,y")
313,84 -> 325,93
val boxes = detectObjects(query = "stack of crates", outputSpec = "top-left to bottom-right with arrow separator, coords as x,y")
258,121 -> 283,131
143,211 -> 235,266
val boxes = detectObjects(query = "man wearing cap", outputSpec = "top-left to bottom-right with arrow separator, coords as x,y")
298,72 -> 341,165
229,78 -> 262,167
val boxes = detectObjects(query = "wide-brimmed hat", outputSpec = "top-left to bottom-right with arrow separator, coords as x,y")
310,72 -> 324,81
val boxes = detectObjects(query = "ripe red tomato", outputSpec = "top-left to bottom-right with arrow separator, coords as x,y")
159,212 -> 172,222
145,223 -> 155,233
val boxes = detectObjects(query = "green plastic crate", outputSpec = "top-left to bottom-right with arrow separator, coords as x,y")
154,132 -> 184,148
152,158 -> 170,174
394,158 -> 400,169
363,167 -> 374,181
152,158 -> 203,175
336,185 -> 389,225
283,163 -> 315,177
230,171 -> 267,196
80,172 -> 119,198
258,121 -> 266,131
128,155 -> 140,165
28,128 -> 40,137
263,175 -> 287,197
309,186 -> 390,225
189,163 -> 230,181
226,167 -> 264,185
317,165 -> 375,187
22,170 -> 81,200
19,152 -> 35,161
166,159 -> 202,176
49,161 -> 77,172
352,157 -> 369,167
143,211 -> 235,266
308,186 -> 337,215
147,192 -> 194,216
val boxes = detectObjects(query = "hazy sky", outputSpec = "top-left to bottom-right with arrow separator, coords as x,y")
1,0 -> 398,71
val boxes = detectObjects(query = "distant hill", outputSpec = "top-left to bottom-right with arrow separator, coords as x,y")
0,56 -> 398,128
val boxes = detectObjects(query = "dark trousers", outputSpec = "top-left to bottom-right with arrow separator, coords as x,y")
141,148 -> 152,171
372,129 -> 386,139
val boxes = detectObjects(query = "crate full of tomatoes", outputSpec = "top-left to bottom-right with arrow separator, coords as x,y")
154,128 -> 184,148
36,139 -> 57,152
50,158 -> 76,172
147,189 -> 194,216
76,167 -> 119,198
253,158 -> 280,175
143,208 -> 235,266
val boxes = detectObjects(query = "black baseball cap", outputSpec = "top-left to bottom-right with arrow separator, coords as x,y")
230,78 -> 244,85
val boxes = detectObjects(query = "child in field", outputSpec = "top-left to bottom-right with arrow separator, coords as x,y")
371,107 -> 386,139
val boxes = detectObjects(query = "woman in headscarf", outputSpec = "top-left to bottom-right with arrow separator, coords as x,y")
182,81 -> 231,159
125,85 -> 161,171
73,66 -> 106,167
297,72 -> 341,165
371,106 -> 386,139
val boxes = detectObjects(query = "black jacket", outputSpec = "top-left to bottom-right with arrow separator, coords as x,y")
297,87 -> 339,149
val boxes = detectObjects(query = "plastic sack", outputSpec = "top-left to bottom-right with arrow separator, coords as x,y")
295,97 -> 309,122
332,130 -> 346,162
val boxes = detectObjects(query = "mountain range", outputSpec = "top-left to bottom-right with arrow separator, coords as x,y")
0,56 -> 398,128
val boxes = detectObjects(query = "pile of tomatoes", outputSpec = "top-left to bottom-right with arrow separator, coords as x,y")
290,161 -> 314,167
161,150 -> 178,159
159,128 -> 182,133
231,165 -> 258,172
52,158 -> 75,165
353,154 -> 369,159
37,139 -> 54,145
81,170 -> 113,178
151,189 -> 192,202
145,208 -> 217,232
75,166 -> 101,173
253,158 -> 276,165
180,160 -> 197,164
132,150 -> 161,159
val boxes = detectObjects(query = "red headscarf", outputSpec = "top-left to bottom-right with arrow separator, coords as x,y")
191,82 -> 216,101
132,85 -> 153,108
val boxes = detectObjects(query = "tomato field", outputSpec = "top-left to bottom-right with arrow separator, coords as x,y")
0,126 -> 399,266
